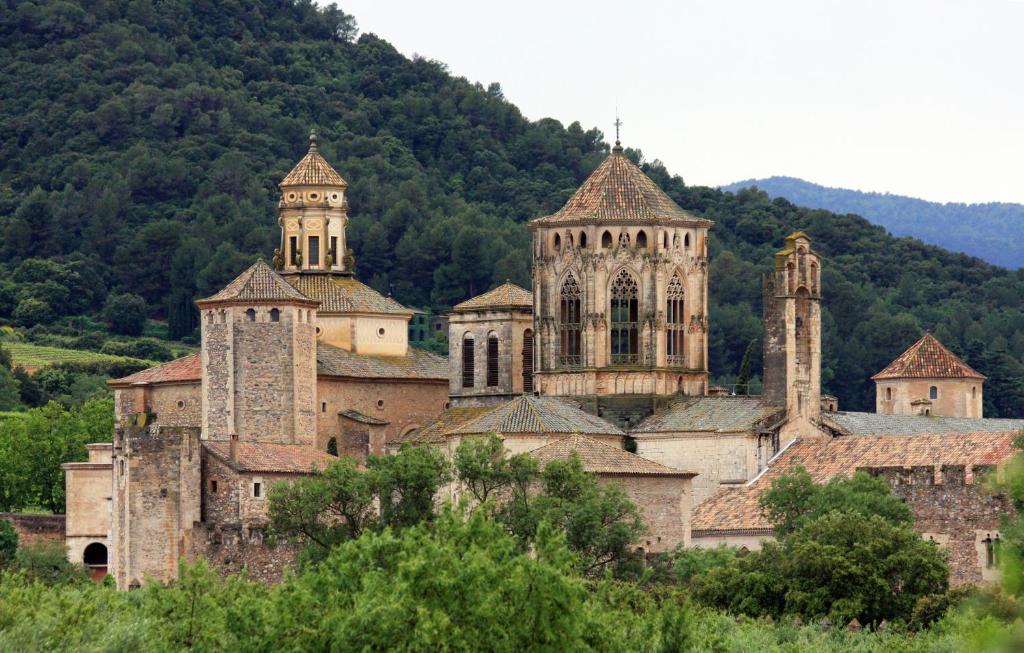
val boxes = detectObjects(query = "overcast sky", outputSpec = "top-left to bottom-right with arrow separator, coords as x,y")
335,0 -> 1024,204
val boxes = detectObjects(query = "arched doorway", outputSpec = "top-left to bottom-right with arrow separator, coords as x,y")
83,541 -> 108,582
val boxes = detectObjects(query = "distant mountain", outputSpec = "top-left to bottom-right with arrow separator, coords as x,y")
722,177 -> 1024,269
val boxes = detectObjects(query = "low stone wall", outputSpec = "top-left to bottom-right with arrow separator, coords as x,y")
189,522 -> 300,584
0,513 -> 65,546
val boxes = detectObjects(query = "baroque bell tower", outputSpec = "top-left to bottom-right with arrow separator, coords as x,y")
276,130 -> 350,275
762,232 -> 822,430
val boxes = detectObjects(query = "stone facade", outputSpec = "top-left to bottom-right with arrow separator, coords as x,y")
762,232 -> 822,439
62,443 -> 113,578
876,377 -> 983,418
611,474 -> 692,552
449,302 -> 534,406
111,424 -> 202,589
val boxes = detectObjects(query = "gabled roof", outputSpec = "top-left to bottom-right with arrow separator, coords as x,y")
633,396 -> 785,435
398,407 -> 494,445
528,434 -> 695,477
821,411 -> 1024,436
450,396 -> 625,437
453,282 -> 533,311
340,409 -> 389,426
280,132 -> 347,188
204,441 -> 337,474
198,259 -> 317,305
692,431 -> 1019,534
530,145 -> 710,227
872,333 -> 985,381
109,353 -> 201,386
284,274 -> 410,315
316,342 -> 447,380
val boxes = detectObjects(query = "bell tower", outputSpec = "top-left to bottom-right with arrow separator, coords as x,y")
276,130 -> 350,275
762,232 -> 822,427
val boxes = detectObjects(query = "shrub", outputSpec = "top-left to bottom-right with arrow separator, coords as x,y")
0,520 -> 17,567
102,293 -> 147,336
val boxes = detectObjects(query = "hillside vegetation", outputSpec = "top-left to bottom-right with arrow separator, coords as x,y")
1,1 -> 1023,414
724,176 -> 1024,269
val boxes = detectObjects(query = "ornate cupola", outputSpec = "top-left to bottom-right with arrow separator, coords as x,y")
527,139 -> 713,425
276,130 -> 351,275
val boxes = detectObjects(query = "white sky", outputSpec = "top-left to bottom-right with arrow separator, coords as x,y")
334,0 -> 1024,204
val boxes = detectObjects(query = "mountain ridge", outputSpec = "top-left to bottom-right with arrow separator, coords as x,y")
722,176 -> 1024,269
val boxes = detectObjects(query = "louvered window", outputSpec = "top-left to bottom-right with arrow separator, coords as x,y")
559,274 -> 582,368
522,329 -> 534,393
462,334 -> 475,388
610,269 -> 639,364
666,272 -> 685,367
486,334 -> 499,387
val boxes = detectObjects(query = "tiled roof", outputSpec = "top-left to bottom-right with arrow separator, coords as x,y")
316,342 -> 447,380
823,411 -> 1024,436
199,260 -> 315,304
530,146 -> 710,227
340,409 -> 388,426
398,407 -> 493,445
692,431 -> 1019,533
872,333 -> 985,381
284,274 -> 409,314
453,282 -> 533,311
450,396 -> 625,437
280,132 -> 347,188
110,353 -> 201,386
528,434 -> 695,476
204,441 -> 337,474
633,396 -> 785,434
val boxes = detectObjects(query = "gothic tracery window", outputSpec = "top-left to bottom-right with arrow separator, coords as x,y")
666,272 -> 685,366
559,275 -> 582,368
610,269 -> 639,365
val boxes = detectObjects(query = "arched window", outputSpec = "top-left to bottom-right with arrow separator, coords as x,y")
553,233 -> 561,253
83,542 -> 107,567
886,387 -> 892,401
326,438 -> 338,456
929,386 -> 938,400
269,308 -> 280,322
636,230 -> 648,249
579,232 -> 587,248
486,333 -> 499,387
522,329 -> 534,393
684,233 -> 690,249
666,272 -> 685,366
462,333 -> 475,388
245,308 -> 256,322
610,269 -> 639,364
559,275 -> 582,367
810,262 -> 818,294
797,246 -> 807,286
601,231 -> 613,249
786,262 -> 796,293
619,232 -> 630,248
972,386 -> 977,399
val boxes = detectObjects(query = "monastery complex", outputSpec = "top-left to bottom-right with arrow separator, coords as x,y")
61,134 -> 1019,588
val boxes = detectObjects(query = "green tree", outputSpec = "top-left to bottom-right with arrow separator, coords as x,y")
102,292 -> 147,336
0,366 -> 20,411
0,519 -> 17,567
454,433 -> 539,504
369,444 -> 452,531
12,298 -> 54,327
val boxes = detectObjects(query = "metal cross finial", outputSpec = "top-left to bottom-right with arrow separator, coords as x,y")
614,115 -> 622,144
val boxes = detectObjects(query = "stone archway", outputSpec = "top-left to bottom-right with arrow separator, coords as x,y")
83,541 -> 108,582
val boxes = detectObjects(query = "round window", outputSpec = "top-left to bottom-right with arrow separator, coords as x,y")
287,192 -> 297,202
331,193 -> 339,201
309,192 -> 318,200
315,326 -> 322,335
377,327 -> 386,338
376,399 -> 385,409
176,400 -> 185,409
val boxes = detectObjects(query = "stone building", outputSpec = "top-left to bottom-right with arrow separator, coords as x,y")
528,141 -> 712,426
67,134 -> 448,587
872,333 -> 985,418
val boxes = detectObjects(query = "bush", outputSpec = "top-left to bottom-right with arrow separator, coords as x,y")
0,520 -> 17,567
12,299 -> 54,328
12,541 -> 89,586
102,293 -> 147,336
100,338 -> 173,361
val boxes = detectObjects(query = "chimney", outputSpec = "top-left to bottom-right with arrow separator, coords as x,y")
229,432 -> 238,463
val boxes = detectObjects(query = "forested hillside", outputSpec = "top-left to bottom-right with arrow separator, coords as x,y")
724,176 -> 1024,269
1,0 -> 1023,415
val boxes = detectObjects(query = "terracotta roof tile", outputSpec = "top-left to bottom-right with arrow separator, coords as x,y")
204,441 -> 336,474
450,396 -> 625,437
528,434 -> 695,476
316,342 -> 447,380
453,282 -> 533,311
110,353 -> 201,385
633,396 -> 785,434
280,133 -> 347,188
872,333 -> 985,380
397,407 -> 493,445
284,274 -> 409,314
692,431 -> 1019,533
530,147 -> 710,227
199,260 -> 315,304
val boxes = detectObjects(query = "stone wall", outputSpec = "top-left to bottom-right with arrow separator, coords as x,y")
448,308 -> 533,401
0,513 -> 65,546
111,425 -> 201,589
189,522 -> 300,584
876,378 -> 983,418
604,474 -> 692,552
863,464 -> 1013,586
315,377 -> 447,450
636,431 -> 762,507
202,452 -> 300,527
